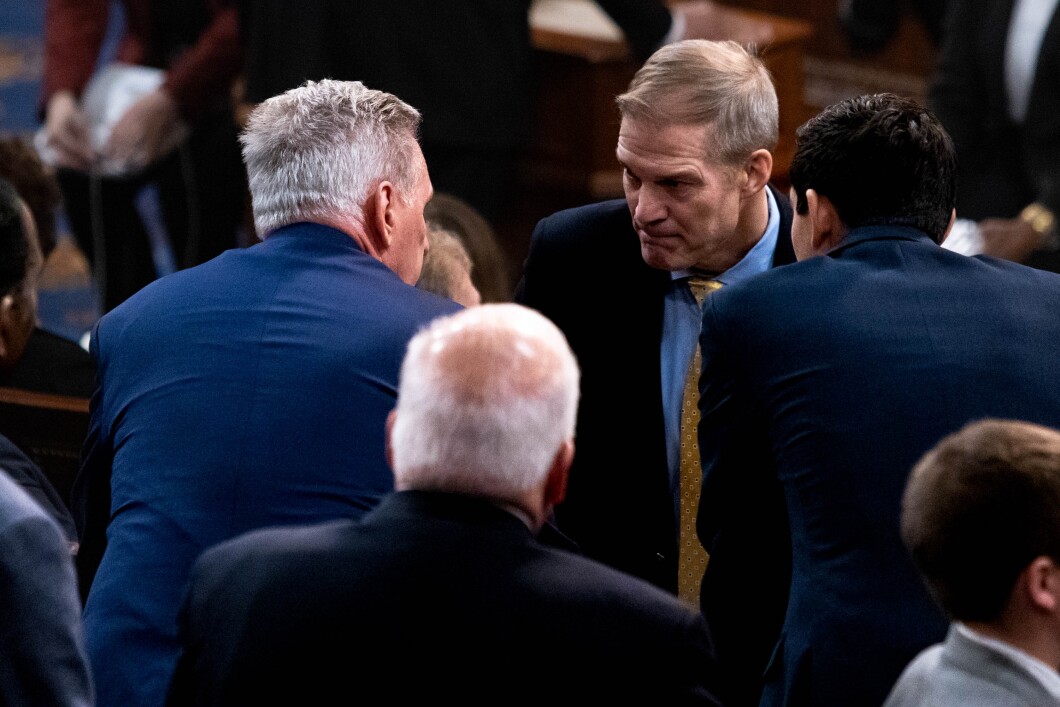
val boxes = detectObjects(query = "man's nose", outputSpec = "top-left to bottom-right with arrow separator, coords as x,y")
632,185 -> 666,225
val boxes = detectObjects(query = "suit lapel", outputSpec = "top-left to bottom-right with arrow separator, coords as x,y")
1027,0 -> 1060,120
984,0 -> 1018,115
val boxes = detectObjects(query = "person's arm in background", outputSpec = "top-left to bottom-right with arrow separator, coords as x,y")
40,0 -> 110,171
930,0 -> 1058,264
102,1 -> 242,173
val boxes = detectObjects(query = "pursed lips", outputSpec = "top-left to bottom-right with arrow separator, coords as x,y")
637,227 -> 681,243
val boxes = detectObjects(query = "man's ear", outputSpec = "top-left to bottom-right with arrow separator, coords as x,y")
364,181 -> 398,255
543,439 -> 574,508
740,148 -> 773,197
0,294 -> 13,363
0,292 -> 31,367
1023,556 -> 1060,614
384,409 -> 398,474
940,208 -> 957,244
806,189 -> 845,253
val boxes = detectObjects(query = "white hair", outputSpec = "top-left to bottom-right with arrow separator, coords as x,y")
391,304 -> 580,498
240,79 -> 422,236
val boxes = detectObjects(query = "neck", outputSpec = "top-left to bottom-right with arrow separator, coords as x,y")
311,215 -> 374,254
966,619 -> 1060,670
712,187 -> 770,273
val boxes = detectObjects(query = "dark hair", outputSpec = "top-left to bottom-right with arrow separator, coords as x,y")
901,419 -> 1060,621
0,137 -> 61,258
0,178 -> 31,296
788,93 -> 957,243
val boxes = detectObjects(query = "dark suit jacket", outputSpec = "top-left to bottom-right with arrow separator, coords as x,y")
73,223 -> 459,707
168,490 -> 723,705
515,189 -> 794,600
239,1 -> 672,154
1,327 -> 96,399
929,0 -> 1060,272
697,225 -> 1060,707
0,434 -> 77,546
0,465 -> 92,707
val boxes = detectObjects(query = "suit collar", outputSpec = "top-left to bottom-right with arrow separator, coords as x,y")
263,222 -> 368,254
768,183 -> 797,267
371,490 -> 536,539
828,224 -> 936,256
1027,0 -> 1060,118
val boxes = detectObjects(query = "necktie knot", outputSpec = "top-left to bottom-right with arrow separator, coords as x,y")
687,276 -> 722,305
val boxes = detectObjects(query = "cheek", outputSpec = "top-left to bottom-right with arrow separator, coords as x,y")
677,195 -> 722,242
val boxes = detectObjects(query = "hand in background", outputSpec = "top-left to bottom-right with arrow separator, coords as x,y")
101,88 -> 189,175
43,91 -> 95,171
979,217 -> 1048,263
672,0 -> 774,47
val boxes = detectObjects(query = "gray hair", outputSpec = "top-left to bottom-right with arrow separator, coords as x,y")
616,39 -> 778,165
240,79 -> 423,236
391,304 -> 580,498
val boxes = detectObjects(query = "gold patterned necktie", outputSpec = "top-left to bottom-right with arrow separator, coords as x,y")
677,276 -> 722,606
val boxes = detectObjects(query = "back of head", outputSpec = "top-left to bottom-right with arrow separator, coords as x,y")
417,225 -> 480,307
240,79 -> 422,237
788,93 -> 957,243
390,304 -> 580,499
616,39 -> 778,165
0,137 -> 61,259
902,419 -> 1060,622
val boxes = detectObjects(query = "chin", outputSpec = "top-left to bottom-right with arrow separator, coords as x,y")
639,244 -> 684,272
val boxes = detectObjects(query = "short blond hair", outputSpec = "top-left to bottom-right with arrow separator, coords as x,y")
417,226 -> 473,300
616,39 -> 778,165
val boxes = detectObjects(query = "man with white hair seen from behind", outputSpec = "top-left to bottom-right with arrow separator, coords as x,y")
167,304 -> 723,705
74,79 -> 459,707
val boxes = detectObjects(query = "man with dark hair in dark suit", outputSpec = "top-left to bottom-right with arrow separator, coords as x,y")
696,92 -> 1060,706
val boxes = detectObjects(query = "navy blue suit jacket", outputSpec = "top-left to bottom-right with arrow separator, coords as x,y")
516,189 -> 794,598
697,226 -> 1060,707
0,464 -> 91,707
73,223 -> 459,706
169,491 -> 723,705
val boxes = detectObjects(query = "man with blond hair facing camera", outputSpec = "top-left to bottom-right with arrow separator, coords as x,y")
516,40 -> 795,704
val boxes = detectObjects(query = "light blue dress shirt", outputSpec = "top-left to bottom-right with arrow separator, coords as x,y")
660,187 -> 780,517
